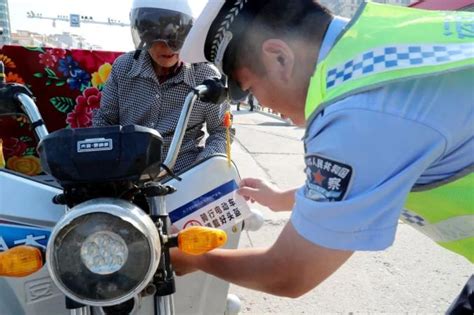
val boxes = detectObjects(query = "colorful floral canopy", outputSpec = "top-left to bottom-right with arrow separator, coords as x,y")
0,45 -> 123,175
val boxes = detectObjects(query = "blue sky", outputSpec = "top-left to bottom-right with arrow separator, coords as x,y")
9,0 -> 135,51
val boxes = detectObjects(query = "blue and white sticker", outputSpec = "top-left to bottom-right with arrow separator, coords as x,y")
304,155 -> 353,202
169,180 -> 251,231
0,220 -> 51,252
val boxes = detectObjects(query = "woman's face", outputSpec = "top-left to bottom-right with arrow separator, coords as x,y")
147,41 -> 180,68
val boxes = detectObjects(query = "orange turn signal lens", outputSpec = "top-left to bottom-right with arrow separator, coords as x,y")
178,226 -> 227,255
0,246 -> 43,277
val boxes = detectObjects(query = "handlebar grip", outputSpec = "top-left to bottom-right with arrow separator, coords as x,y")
196,78 -> 228,104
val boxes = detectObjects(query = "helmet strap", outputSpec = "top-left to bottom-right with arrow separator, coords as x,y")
133,41 -> 145,60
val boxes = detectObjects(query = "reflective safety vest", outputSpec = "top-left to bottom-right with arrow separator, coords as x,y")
305,2 -> 474,262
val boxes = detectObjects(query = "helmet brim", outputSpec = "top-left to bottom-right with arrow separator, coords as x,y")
130,8 -> 193,51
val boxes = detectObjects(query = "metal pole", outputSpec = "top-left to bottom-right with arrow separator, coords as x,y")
70,307 -> 90,315
159,92 -> 198,177
15,93 -> 49,140
151,194 -> 175,315
150,86 -> 212,314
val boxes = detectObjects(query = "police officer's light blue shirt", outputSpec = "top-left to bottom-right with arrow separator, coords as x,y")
291,17 -> 474,251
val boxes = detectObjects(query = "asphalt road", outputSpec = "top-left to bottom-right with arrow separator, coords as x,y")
227,107 -> 473,314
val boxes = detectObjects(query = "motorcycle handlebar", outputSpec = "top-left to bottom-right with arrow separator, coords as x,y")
10,74 -> 227,180
14,93 -> 49,141
194,78 -> 228,105
159,78 -> 227,177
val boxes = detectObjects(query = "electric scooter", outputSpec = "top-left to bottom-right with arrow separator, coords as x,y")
0,65 -> 262,315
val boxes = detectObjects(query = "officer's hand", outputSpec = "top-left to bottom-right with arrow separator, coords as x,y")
238,178 -> 294,212
170,248 -> 199,276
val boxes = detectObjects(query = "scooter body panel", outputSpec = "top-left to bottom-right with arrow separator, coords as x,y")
0,169 -> 67,315
0,155 -> 243,315
165,155 -> 244,315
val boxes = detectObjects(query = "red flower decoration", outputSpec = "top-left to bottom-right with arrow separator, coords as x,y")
66,106 -> 92,128
2,137 -> 28,157
86,95 -> 100,109
83,87 -> 100,97
75,95 -> 87,107
39,51 -> 58,68
82,87 -> 101,109
70,50 -> 122,74
68,87 -> 102,128
51,48 -> 67,59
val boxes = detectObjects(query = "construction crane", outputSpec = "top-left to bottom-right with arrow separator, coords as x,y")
26,11 -> 130,28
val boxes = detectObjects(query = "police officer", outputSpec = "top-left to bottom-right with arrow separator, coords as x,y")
172,0 -> 473,312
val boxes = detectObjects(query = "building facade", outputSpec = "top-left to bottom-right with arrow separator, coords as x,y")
410,0 -> 474,11
11,30 -> 101,49
320,0 -> 415,17
0,0 -> 11,45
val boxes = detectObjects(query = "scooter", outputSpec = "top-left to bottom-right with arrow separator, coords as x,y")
0,63 -> 263,315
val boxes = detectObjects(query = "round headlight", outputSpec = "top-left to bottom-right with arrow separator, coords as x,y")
46,198 -> 160,307
80,230 -> 129,275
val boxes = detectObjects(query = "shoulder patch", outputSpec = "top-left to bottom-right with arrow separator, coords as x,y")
304,154 -> 353,202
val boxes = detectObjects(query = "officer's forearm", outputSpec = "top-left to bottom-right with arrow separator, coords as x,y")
194,247 -> 294,296
191,222 -> 351,298
274,188 -> 298,212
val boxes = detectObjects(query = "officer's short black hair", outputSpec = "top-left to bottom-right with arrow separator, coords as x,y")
234,0 -> 332,75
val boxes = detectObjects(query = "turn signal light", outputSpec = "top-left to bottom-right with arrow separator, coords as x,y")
0,139 -> 6,168
178,226 -> 227,255
0,246 -> 43,277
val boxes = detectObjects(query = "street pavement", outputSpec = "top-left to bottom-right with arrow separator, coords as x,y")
227,107 -> 473,314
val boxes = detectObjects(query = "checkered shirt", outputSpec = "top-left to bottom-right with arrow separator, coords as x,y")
92,51 -> 234,173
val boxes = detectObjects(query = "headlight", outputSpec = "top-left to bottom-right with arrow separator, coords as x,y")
46,198 -> 160,307
80,230 -> 129,275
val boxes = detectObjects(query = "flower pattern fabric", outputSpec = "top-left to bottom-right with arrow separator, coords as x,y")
0,45 -> 123,175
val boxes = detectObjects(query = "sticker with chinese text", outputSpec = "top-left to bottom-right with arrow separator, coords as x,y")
169,180 -> 251,231
0,220 -> 51,252
304,154 -> 352,202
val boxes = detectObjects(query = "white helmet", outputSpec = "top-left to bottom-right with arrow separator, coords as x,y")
130,0 -> 207,51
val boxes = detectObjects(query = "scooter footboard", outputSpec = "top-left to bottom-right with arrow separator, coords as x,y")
0,170 -> 68,315
164,154 -> 246,314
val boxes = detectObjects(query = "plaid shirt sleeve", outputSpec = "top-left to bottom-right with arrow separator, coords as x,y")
198,98 -> 235,160
194,63 -> 235,161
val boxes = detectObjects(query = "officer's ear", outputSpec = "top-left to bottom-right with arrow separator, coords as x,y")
260,39 -> 295,84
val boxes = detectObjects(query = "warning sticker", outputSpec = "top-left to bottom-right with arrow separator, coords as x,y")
183,220 -> 203,228
169,180 -> 251,231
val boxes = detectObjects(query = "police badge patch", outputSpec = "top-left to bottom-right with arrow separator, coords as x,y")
304,154 -> 353,202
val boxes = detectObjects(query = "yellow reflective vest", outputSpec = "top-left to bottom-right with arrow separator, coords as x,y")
305,2 -> 474,262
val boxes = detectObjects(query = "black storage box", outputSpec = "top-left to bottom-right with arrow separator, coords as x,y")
38,125 -> 163,185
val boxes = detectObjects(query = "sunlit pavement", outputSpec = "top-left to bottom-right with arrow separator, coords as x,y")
229,107 -> 472,314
